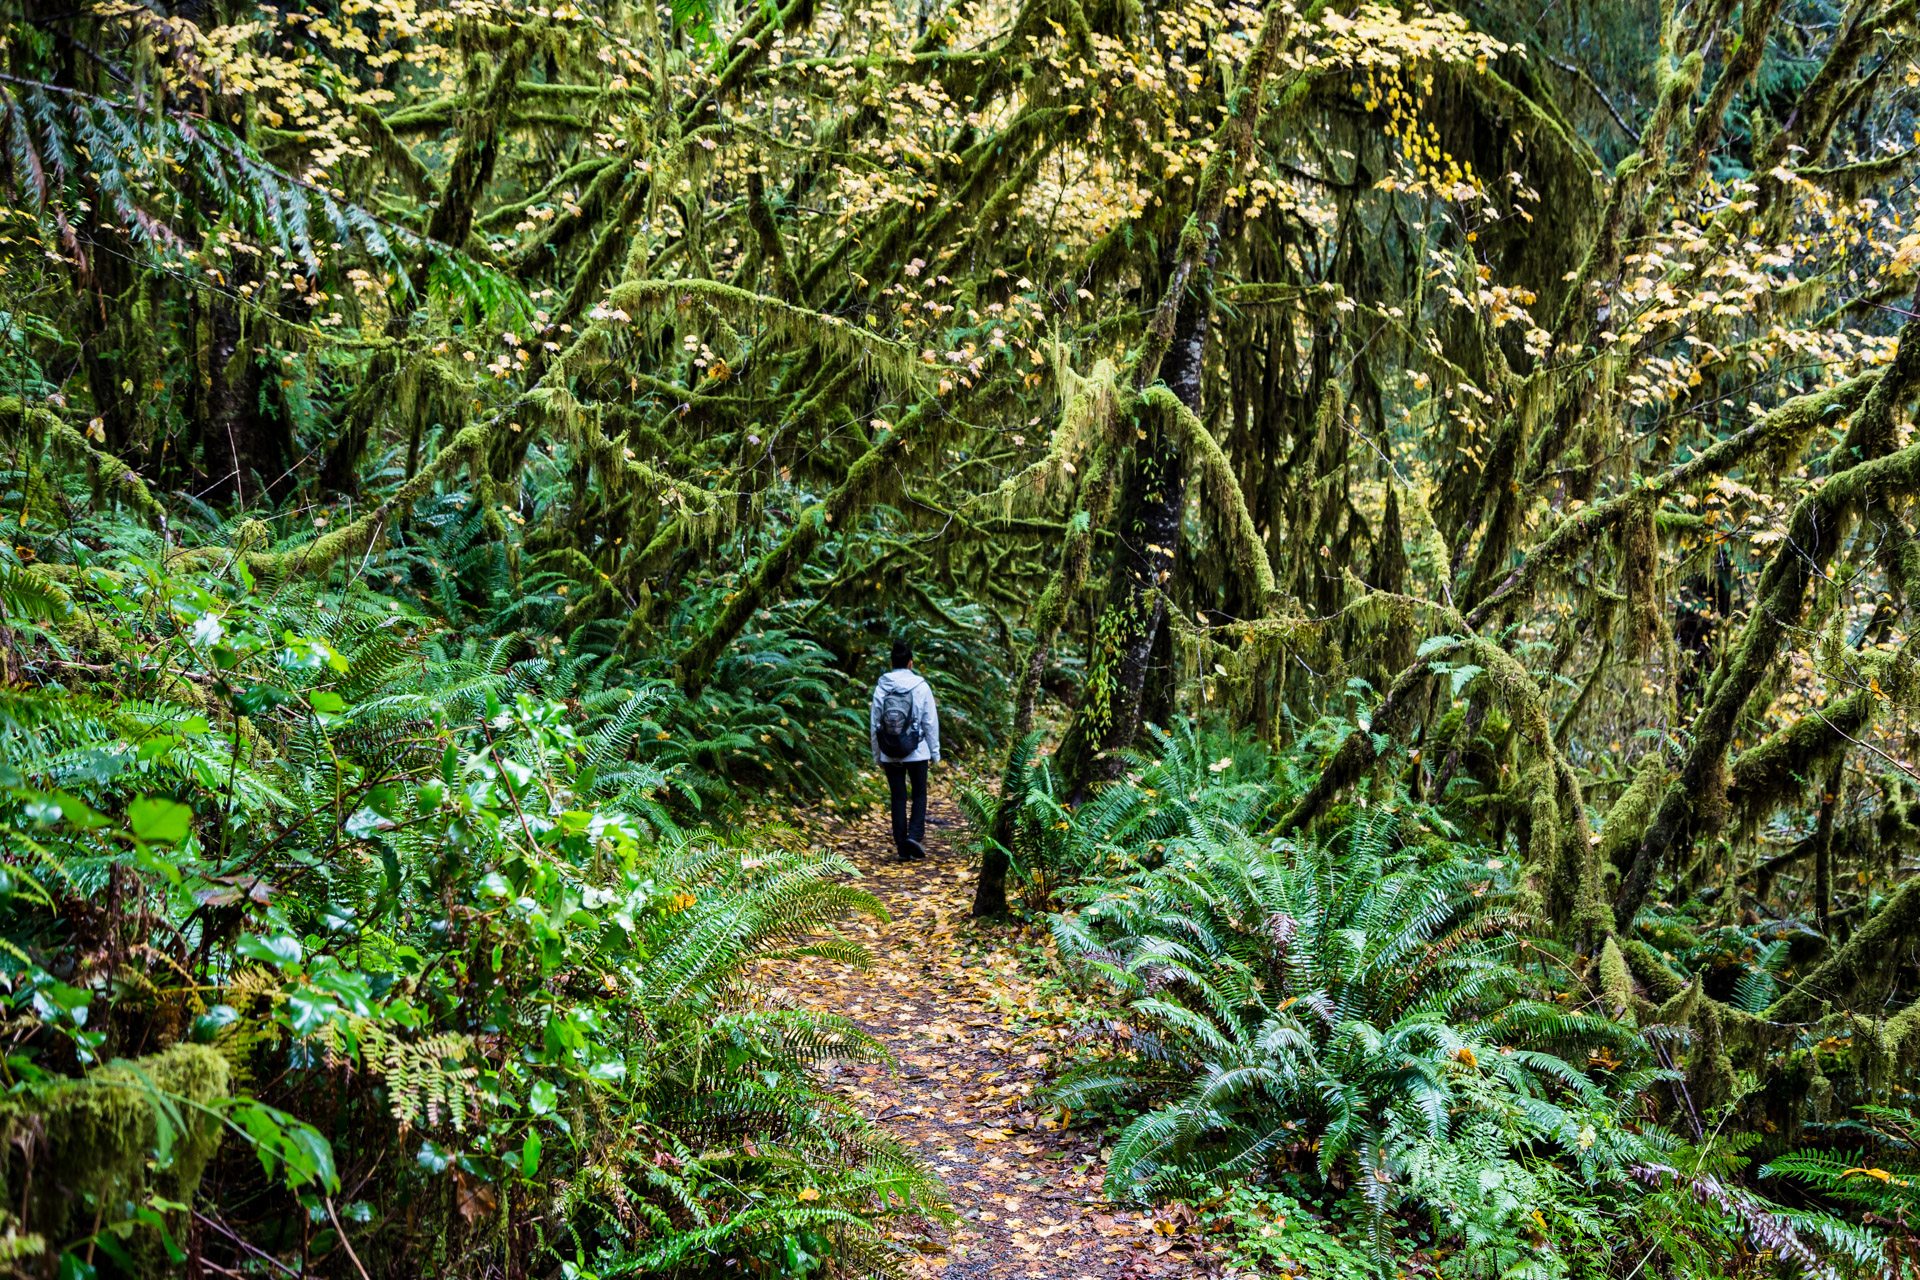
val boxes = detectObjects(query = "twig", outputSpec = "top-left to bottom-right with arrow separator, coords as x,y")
192,1212 -> 301,1279
326,1197 -> 374,1280
1545,55 -> 1642,143
1814,707 -> 1920,785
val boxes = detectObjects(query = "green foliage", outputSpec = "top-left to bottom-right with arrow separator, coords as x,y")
1041,725 -> 1893,1279
1628,1132 -> 1891,1280
1764,1105 -> 1920,1275
960,720 -> 1274,910
5,0 -> 1920,1264
1195,1184 -> 1376,1278
0,550 -> 948,1277
1052,795 -> 1644,1242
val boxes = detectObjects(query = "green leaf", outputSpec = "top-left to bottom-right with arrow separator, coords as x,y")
285,991 -> 339,1034
192,1005 -> 240,1042
520,1131 -> 542,1178
236,934 -> 305,968
128,797 -> 193,844
31,980 -> 91,1024
55,793 -> 111,829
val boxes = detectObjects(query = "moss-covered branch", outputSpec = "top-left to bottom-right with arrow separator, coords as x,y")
1615,316 -> 1920,927
673,404 -> 941,694
1141,383 -> 1276,610
1770,875 -> 1920,1022
1467,372 -> 1881,629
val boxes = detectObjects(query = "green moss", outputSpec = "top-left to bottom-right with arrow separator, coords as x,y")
1623,938 -> 1688,1002
1597,755 -> 1672,878
1597,936 -> 1633,1018
1641,920 -> 1700,953
0,1045 -> 231,1260
0,398 -> 164,524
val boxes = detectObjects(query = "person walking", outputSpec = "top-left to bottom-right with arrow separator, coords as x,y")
871,639 -> 940,861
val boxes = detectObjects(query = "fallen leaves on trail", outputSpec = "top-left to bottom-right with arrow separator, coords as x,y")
751,783 -> 1217,1280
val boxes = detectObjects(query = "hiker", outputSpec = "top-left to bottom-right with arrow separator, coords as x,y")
871,639 -> 940,861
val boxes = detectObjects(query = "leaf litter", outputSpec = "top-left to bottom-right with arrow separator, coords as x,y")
753,782 -> 1215,1280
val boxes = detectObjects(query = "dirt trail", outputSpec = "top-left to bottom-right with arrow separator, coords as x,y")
772,785 -> 1188,1280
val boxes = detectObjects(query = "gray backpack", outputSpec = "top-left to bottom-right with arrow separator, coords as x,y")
877,686 -> 922,758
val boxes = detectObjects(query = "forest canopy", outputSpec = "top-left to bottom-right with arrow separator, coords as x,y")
7,0 -> 1920,1271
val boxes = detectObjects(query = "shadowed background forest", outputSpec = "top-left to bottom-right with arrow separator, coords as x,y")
4,0 -> 1920,1272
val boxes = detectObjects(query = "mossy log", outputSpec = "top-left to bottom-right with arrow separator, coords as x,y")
0,1044 -> 231,1265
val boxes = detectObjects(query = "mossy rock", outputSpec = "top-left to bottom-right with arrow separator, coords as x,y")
0,1044 -> 231,1268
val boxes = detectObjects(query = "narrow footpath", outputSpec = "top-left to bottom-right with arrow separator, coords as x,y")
769,785 -> 1196,1280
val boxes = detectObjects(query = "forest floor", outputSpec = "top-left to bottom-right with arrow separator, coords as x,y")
765,782 -> 1215,1280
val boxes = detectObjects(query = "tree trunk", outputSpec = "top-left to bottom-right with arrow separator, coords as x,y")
1056,277 -> 1206,803
204,285 -> 289,506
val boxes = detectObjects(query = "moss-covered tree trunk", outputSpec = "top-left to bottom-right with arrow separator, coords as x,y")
1055,286 -> 1205,803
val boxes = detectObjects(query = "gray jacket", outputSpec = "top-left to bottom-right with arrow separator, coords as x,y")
870,669 -> 940,764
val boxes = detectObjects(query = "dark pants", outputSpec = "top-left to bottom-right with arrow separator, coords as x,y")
883,760 -> 928,855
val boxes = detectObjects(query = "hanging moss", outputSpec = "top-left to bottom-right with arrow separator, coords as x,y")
609,278 -> 929,402
1142,385 -> 1276,610
0,399 -> 164,525
1689,997 -> 1740,1114
1615,347 -> 1920,929
1465,373 -> 1878,629
1618,497 -> 1660,659
1726,685 -> 1881,841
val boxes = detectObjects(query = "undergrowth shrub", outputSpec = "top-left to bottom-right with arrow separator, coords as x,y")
0,551 -> 949,1278
959,720 -> 1275,911
1038,723 -> 1898,1280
